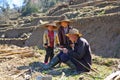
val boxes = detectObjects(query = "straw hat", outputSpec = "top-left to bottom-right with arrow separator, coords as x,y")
66,28 -> 82,37
56,15 -> 72,25
42,21 -> 58,29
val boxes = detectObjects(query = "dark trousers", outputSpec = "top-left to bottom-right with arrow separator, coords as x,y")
44,47 -> 54,63
57,51 -> 70,63
57,51 -> 90,72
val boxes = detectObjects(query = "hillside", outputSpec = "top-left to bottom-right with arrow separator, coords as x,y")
0,0 -> 119,58
27,0 -> 120,58
0,0 -> 120,79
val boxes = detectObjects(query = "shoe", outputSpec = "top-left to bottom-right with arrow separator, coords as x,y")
43,56 -> 60,70
72,70 -> 83,75
44,62 -> 48,65
65,60 -> 76,70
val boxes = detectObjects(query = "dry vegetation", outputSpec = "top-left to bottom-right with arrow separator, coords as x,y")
0,0 -> 120,80
0,45 -> 119,80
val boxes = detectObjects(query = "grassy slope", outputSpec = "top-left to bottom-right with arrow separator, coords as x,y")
36,50 -> 119,80
0,49 -> 119,80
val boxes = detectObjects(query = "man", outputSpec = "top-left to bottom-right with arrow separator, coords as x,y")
44,28 -> 92,74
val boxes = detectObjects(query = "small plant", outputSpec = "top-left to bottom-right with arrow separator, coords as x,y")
97,10 -> 105,16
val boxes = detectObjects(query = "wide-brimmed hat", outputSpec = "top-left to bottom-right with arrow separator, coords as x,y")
42,21 -> 58,29
56,15 -> 72,25
66,28 -> 82,37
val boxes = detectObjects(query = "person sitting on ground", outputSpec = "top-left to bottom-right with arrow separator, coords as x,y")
43,21 -> 60,65
43,28 -> 92,74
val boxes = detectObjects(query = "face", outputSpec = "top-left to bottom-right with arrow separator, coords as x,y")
61,21 -> 69,28
68,34 -> 78,43
47,25 -> 54,31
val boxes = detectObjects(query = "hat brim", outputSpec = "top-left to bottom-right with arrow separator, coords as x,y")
66,33 -> 82,37
42,24 -> 58,29
56,20 -> 72,25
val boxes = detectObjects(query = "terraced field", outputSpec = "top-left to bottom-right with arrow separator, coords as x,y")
0,0 -> 120,79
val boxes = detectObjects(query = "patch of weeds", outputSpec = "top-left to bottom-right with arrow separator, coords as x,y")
31,56 -> 37,60
92,56 -> 117,67
42,70 -> 49,74
92,63 -> 113,79
102,59 -> 116,66
97,10 -> 105,16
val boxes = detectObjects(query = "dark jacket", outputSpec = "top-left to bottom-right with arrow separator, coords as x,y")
58,26 -> 72,49
68,37 -> 92,72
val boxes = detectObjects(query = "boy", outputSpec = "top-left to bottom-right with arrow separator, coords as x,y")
57,15 -> 72,49
43,21 -> 60,64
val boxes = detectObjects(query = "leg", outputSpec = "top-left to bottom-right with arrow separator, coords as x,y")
44,49 -> 49,63
60,53 -> 76,69
53,51 -> 64,68
43,51 -> 62,70
50,48 -> 54,62
43,56 -> 60,70
60,53 -> 70,62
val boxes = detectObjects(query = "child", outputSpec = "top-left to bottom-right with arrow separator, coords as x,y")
57,15 -> 72,49
56,15 -> 72,67
43,21 -> 60,64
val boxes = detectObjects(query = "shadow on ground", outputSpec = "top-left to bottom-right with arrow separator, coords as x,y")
17,61 -> 77,77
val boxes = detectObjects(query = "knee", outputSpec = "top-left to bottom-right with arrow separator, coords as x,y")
60,54 -> 70,63
57,52 -> 64,58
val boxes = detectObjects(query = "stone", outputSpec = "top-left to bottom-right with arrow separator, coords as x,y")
118,64 -> 120,69
36,75 -> 52,80
105,71 -> 120,80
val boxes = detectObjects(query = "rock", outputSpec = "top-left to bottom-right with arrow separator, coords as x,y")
114,74 -> 120,80
36,75 -> 52,80
47,3 -> 69,16
32,13 -> 41,17
105,71 -> 120,80
24,18 -> 31,23
39,20 -> 48,24
1,34 -> 5,38
118,64 -> 120,70
24,74 -> 31,80
18,20 -> 24,24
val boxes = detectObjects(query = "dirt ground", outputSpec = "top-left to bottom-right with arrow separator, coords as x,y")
0,0 -> 120,79
0,45 -> 43,80
0,45 -> 119,80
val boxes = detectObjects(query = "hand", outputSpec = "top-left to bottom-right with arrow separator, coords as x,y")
44,45 -> 48,48
70,43 -> 74,48
60,45 -> 64,48
63,48 -> 68,54
70,43 -> 74,50
56,44 -> 60,47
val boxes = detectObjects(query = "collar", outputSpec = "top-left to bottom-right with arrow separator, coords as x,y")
48,30 -> 54,32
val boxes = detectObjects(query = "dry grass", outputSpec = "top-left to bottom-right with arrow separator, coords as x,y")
0,45 -> 119,80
